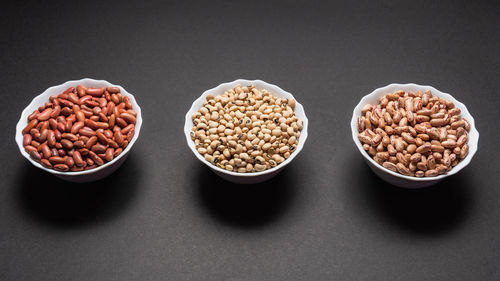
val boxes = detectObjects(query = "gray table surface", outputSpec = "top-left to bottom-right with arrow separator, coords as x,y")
1,0 -> 499,280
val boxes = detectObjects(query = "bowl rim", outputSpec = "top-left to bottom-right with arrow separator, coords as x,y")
15,78 -> 142,176
351,83 -> 479,182
184,79 -> 308,177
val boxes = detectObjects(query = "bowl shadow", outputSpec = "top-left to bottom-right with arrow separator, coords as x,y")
15,153 -> 141,230
346,153 -> 475,236
193,164 -> 299,229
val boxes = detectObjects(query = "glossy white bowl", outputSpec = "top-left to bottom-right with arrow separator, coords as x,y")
185,79 -> 308,184
351,83 -> 479,188
15,78 -> 142,182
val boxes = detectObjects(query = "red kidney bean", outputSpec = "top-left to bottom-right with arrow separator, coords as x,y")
79,127 -> 96,137
49,156 -> 66,164
86,88 -> 105,97
114,130 -> 124,146
73,151 -> 85,167
88,151 -> 104,166
86,157 -> 94,166
77,85 -> 86,97
108,140 -> 119,149
40,144 -> 51,159
73,140 -> 84,149
108,114 -> 116,128
75,110 -> 85,122
60,139 -> 73,149
84,100 -> 100,107
81,109 -> 93,118
50,106 -> 61,118
126,109 -> 137,116
111,94 -> 119,104
25,145 -> 37,153
123,96 -> 133,109
121,124 -> 135,135
107,86 -> 120,93
29,150 -> 42,161
93,106 -> 101,116
79,95 -> 92,105
23,119 -> 38,134
126,129 -> 134,142
96,132 -> 108,144
61,107 -> 73,116
62,133 -> 78,142
65,156 -> 74,167
85,119 -> 99,130
62,86 -> 75,95
49,119 -> 57,130
71,121 -> 85,134
37,108 -> 53,121
98,112 -> 108,122
54,129 -> 62,141
58,98 -> 73,108
98,98 -> 107,108
113,106 -> 121,118
41,121 -> 49,131
28,111 -> 39,121
47,130 -> 56,147
91,143 -> 106,154
54,164 -> 70,171
68,93 -> 80,104
104,129 -> 113,139
120,112 -> 136,124
23,84 -> 135,172
40,158 -> 52,168
23,134 -> 32,146
65,119 -> 73,131
85,136 -> 98,149
38,128 -> 48,142
105,148 -> 114,161
116,117 -> 127,128
56,122 -> 66,132
106,102 -> 115,116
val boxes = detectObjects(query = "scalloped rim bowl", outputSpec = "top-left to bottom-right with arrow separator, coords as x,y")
184,79 -> 308,184
351,83 -> 479,188
15,78 -> 142,182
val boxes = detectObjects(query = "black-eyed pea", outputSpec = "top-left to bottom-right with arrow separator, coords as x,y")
279,146 -> 289,154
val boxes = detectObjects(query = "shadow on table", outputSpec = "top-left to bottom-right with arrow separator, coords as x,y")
347,154 -> 475,236
194,164 -> 299,229
16,153 -> 141,229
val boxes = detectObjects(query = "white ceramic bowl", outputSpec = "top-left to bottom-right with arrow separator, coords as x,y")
15,78 -> 142,182
185,79 -> 308,184
351,83 -> 479,188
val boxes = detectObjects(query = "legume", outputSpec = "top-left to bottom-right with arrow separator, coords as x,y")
191,85 -> 303,173
358,89 -> 470,177
22,85 -> 136,172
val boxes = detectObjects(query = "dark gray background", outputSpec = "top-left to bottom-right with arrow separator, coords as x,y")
1,0 -> 499,280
